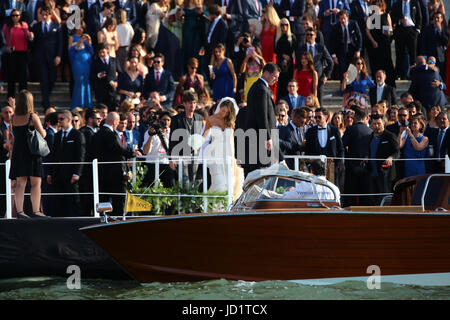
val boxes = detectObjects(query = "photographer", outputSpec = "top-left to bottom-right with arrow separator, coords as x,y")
142,111 -> 174,188
233,32 -> 261,96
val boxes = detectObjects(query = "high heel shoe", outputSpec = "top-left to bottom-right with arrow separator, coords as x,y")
17,211 -> 30,219
29,212 -> 51,219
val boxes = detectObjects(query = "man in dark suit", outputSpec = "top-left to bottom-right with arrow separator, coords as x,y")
305,107 -> 345,186
391,0 -> 422,79
426,112 -> 449,173
318,0 -> 351,49
168,90 -> 204,189
330,10 -> 362,80
244,62 -> 280,177
422,12 -> 449,79
201,4 -> 228,80
79,108 -> 102,216
90,112 -> 136,216
349,0 -> 370,55
409,56 -> 447,111
369,69 -> 397,107
278,107 -> 307,170
142,53 -> 176,109
86,2 -> 114,43
296,27 -> 333,106
341,105 -> 372,206
41,111 -> 59,217
47,111 -> 86,217
30,6 -> 62,109
366,115 -> 400,205
90,43 -> 119,111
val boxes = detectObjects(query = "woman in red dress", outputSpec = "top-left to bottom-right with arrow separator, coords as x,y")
294,52 -> 318,98
260,5 -> 280,100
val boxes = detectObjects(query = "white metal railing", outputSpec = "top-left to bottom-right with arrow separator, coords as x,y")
2,154 -> 449,219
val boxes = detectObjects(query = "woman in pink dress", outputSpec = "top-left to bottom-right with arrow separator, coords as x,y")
294,52 -> 318,98
260,5 -> 280,101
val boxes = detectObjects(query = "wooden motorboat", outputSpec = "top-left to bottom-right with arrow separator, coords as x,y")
81,164 -> 450,285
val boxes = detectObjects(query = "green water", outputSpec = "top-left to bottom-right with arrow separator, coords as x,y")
1,277 -> 450,300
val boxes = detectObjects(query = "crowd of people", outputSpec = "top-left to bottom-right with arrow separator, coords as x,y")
0,0 -> 449,217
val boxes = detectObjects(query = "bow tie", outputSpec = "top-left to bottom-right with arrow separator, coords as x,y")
318,127 -> 326,130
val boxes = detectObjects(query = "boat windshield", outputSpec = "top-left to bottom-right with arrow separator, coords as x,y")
234,176 -> 338,208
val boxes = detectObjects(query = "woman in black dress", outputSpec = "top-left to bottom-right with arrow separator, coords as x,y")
275,18 -> 297,99
9,90 -> 48,218
366,0 -> 395,87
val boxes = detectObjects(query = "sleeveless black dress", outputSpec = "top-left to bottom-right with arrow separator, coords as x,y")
9,119 -> 43,179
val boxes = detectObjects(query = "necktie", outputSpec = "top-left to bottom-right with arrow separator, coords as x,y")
331,0 -> 336,24
122,134 -> 126,148
224,0 -> 227,6
62,130 -> 67,143
156,71 -> 160,85
308,44 -> 313,57
291,96 -> 296,108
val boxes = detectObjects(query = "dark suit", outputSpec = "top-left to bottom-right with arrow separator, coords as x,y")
349,0 -> 370,51
330,20 -> 362,78
278,123 -> 304,170
367,130 -> 399,205
318,0 -> 351,49
305,124 -> 345,186
169,112 -> 204,189
342,121 -> 373,206
369,84 -> 397,107
48,128 -> 86,217
409,66 -> 448,111
426,126 -> 449,173
245,78 -> 278,176
31,20 -> 63,108
296,42 -> 333,105
79,125 -> 97,216
24,0 -> 43,24
90,125 -> 135,216
142,69 -> 176,108
391,0 -> 422,78
204,17 -> 228,80
422,24 -> 449,78
90,55 -> 118,111
41,126 -> 57,216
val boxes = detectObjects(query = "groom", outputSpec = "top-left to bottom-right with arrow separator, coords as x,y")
244,62 -> 281,177
169,90 -> 204,189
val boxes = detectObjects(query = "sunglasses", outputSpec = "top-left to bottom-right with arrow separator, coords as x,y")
58,117 -> 66,121
306,33 -> 314,36
72,119 -> 79,123
280,23 -> 289,26
153,60 -> 162,64
11,14 -> 20,17
279,114 -> 286,118
314,115 -> 322,119
356,62 -> 363,65
428,60 -> 436,64
398,114 -> 408,117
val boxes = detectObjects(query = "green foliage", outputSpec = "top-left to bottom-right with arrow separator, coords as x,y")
127,164 -> 229,215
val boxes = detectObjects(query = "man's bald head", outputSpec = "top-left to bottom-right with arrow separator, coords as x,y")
105,112 -> 120,129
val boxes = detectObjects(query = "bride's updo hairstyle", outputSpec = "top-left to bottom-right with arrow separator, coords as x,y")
219,99 -> 236,129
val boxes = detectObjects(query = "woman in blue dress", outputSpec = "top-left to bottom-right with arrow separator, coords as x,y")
69,32 -> 93,109
117,56 -> 144,103
210,44 -> 237,102
341,57 -> 375,108
399,117 -> 429,178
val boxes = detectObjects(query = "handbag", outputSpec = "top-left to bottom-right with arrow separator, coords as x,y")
27,114 -> 50,157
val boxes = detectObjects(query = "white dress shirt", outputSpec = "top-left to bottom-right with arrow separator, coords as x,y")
317,125 -> 328,148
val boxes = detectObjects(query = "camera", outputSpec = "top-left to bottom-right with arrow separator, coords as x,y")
400,119 -> 406,127
147,113 -> 162,135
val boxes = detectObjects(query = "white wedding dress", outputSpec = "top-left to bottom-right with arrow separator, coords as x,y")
201,126 -> 244,200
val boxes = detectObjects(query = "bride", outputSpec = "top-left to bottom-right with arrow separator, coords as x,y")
201,98 -> 244,200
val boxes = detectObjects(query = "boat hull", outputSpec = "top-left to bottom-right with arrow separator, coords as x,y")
81,211 -> 450,284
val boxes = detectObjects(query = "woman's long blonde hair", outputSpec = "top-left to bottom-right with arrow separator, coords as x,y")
262,4 -> 280,28
219,100 -> 236,129
275,17 -> 293,44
